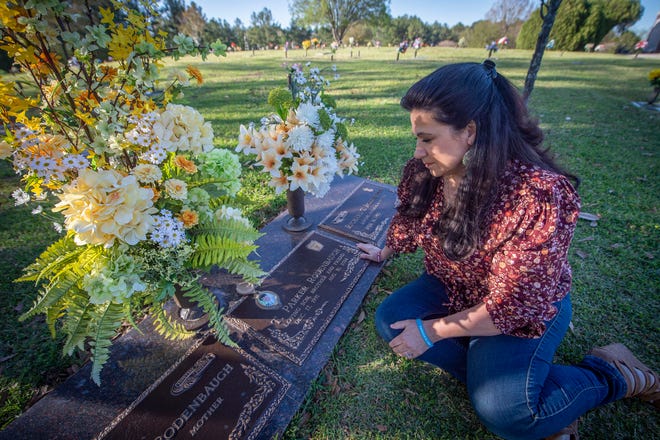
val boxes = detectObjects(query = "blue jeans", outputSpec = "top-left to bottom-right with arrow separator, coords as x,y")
375,272 -> 627,440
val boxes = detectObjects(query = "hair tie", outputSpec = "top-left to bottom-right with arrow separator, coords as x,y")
482,59 -> 497,79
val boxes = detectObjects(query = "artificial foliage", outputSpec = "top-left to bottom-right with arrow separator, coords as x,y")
0,0 -> 265,384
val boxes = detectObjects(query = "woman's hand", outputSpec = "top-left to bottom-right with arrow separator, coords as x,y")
388,319 -> 430,359
357,243 -> 382,262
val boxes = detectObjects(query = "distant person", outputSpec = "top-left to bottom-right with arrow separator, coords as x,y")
486,40 -> 498,57
358,61 -> 658,440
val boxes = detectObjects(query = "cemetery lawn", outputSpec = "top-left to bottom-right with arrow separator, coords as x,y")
1,48 -> 658,439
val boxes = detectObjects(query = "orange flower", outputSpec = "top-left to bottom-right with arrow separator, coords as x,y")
149,186 -> 160,202
186,65 -> 203,85
179,209 -> 199,228
174,155 -> 197,173
99,65 -> 118,80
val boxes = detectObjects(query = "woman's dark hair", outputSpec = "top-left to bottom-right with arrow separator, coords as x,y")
399,61 -> 578,260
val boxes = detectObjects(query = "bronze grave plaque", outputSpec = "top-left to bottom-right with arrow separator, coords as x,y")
97,333 -> 290,440
226,232 -> 369,365
318,180 -> 397,244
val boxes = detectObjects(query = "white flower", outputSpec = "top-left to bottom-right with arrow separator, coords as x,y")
132,164 -> 162,184
257,149 -> 283,177
215,205 -> 251,228
295,102 -> 321,129
163,178 -> 187,200
316,129 -> 335,150
236,124 -> 256,154
12,189 -> 30,205
286,124 -> 315,152
288,161 -> 311,192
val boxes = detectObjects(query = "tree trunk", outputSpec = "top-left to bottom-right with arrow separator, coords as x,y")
523,0 -> 562,103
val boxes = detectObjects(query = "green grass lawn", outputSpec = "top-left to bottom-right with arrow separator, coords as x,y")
1,47 -> 658,439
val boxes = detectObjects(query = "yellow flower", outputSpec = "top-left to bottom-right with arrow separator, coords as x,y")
54,169 -> 157,247
178,209 -> 199,228
649,69 -> 660,87
186,65 -> 203,85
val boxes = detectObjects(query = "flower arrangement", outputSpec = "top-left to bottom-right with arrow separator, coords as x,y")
0,0 -> 264,384
235,62 -> 359,198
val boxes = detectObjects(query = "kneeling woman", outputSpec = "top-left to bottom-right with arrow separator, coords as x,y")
358,61 -> 658,440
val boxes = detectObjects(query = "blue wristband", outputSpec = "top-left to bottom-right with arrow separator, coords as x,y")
416,318 -> 434,348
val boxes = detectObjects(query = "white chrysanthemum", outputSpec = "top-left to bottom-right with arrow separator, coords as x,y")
163,178 -> 187,200
295,102 -> 321,129
132,164 -> 162,184
286,124 -> 315,153
316,129 -> 335,150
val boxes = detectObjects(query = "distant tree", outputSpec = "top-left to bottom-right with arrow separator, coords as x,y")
178,2 -> 206,43
487,0 -> 534,37
598,0 -> 644,33
203,18 -> 236,46
390,15 -> 425,45
286,22 -> 313,47
160,0 -> 187,40
518,0 -> 643,51
247,8 -> 284,48
290,0 -> 389,43
462,20 -> 503,47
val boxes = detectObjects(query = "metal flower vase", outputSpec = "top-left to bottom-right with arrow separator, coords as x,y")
172,286 -> 210,331
283,187 -> 312,232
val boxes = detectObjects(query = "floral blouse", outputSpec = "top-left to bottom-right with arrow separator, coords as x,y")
386,159 -> 581,337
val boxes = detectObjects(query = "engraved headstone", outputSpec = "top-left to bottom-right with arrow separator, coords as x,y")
97,334 -> 289,440
318,180 -> 397,244
226,231 -> 369,365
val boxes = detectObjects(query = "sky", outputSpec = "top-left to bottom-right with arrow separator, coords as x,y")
191,0 -> 660,36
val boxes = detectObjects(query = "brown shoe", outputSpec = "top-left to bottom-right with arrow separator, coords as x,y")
589,343 -> 659,407
544,419 -> 579,440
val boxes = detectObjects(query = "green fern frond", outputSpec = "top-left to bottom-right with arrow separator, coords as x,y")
16,234 -> 82,282
189,236 -> 259,270
192,217 -> 263,244
20,270 -> 83,321
45,295 -> 66,337
122,302 -> 143,335
61,292 -> 95,355
207,196 -> 232,210
150,305 -> 195,341
19,246 -> 106,321
222,258 -> 266,284
89,302 -> 125,385
180,283 -> 236,347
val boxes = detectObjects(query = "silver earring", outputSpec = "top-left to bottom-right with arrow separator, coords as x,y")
462,149 -> 473,167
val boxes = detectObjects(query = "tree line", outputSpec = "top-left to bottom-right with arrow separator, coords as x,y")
161,0 -> 645,53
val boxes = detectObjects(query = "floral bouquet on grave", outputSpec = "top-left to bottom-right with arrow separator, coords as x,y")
0,0 -> 265,384
235,62 -> 360,198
